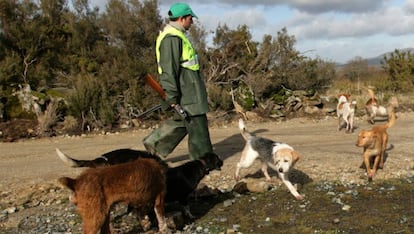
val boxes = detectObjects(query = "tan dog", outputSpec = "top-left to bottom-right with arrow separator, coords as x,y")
235,118 -> 303,200
59,158 -> 170,234
356,108 -> 395,181
365,88 -> 398,124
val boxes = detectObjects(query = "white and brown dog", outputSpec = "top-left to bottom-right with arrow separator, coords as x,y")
365,88 -> 398,124
234,119 -> 303,200
336,94 -> 357,133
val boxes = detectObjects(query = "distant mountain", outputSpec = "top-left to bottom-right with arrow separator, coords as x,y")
365,48 -> 414,66
337,48 -> 414,67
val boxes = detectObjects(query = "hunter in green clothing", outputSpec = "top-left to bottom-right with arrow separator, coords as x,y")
143,3 -> 213,160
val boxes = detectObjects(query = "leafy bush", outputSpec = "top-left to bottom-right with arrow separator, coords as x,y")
233,82 -> 256,110
67,75 -> 115,130
4,95 -> 36,120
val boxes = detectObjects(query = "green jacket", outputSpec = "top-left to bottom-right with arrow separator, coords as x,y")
157,25 -> 209,116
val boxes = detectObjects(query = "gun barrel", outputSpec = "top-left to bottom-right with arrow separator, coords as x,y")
136,104 -> 162,119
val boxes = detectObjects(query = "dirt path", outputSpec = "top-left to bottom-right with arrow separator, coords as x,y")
1,112 -> 413,193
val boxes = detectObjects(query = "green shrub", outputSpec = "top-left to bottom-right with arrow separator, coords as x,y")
234,83 -> 255,110
67,75 -> 115,131
5,95 -> 36,119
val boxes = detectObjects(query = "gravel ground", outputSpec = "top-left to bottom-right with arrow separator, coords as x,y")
1,112 -> 414,233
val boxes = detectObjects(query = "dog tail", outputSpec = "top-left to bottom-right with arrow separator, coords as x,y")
366,88 -> 378,106
58,177 -> 76,192
385,109 -> 396,128
238,118 -> 252,140
367,88 -> 375,101
56,148 -> 86,168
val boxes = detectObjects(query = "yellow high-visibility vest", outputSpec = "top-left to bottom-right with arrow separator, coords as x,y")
156,25 -> 199,74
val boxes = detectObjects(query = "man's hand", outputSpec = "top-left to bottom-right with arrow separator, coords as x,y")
171,104 -> 189,120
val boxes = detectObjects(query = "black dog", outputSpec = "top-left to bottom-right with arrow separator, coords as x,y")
165,152 -> 223,218
56,148 -> 166,168
56,148 -> 223,217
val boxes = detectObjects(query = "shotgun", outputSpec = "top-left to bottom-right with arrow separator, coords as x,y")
144,74 -> 189,120
145,74 -> 165,99
134,74 -> 163,119
135,104 -> 161,119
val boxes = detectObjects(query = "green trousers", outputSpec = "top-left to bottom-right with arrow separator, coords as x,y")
143,114 -> 213,160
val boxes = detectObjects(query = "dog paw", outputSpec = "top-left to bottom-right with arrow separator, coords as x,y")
158,220 -> 172,234
296,194 -> 304,200
234,174 -> 240,181
159,228 -> 172,234
367,172 -> 376,182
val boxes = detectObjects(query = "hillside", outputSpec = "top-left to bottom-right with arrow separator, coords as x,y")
338,47 -> 414,66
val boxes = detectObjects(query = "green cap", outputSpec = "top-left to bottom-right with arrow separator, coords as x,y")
169,3 -> 198,19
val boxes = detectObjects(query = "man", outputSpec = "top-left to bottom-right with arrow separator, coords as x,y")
143,3 -> 213,160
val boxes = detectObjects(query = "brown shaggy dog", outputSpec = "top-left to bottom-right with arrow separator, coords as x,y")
59,158 -> 170,234
57,149 -> 223,219
356,109 -> 395,181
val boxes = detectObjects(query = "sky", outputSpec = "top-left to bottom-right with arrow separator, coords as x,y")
89,0 -> 414,64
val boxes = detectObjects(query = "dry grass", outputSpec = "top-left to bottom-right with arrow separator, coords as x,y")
37,99 -> 59,136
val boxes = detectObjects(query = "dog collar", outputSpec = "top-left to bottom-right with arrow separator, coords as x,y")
198,158 -> 210,173
198,158 -> 206,166
99,156 -> 109,162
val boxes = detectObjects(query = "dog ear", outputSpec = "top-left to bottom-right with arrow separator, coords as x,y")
291,150 -> 302,163
58,177 -> 76,192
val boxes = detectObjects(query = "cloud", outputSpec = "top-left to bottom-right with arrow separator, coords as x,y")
89,0 -> 108,10
282,0 -> 387,14
405,0 -> 414,13
282,5 -> 414,40
159,0 -> 406,41
161,0 -> 387,14
203,8 -> 267,31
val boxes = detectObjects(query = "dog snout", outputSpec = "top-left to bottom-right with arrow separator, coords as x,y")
278,168 -> 284,173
